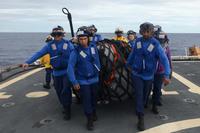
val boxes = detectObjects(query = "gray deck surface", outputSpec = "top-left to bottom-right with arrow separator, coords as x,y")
0,62 -> 200,133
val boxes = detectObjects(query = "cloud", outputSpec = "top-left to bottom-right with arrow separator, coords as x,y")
0,0 -> 200,32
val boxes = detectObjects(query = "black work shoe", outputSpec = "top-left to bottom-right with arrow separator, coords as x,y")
144,104 -> 148,109
152,105 -> 159,114
87,115 -> 94,131
157,101 -> 163,106
43,84 -> 51,89
137,115 -> 145,131
63,108 -> 71,121
76,97 -> 81,104
93,112 -> 98,121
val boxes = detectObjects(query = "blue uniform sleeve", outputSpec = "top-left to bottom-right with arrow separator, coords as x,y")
67,50 -> 79,85
156,44 -> 171,79
25,45 -> 48,64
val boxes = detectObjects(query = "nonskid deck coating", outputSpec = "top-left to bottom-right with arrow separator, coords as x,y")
0,62 -> 200,133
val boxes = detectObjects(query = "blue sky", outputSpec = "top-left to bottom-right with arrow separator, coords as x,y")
0,0 -> 200,33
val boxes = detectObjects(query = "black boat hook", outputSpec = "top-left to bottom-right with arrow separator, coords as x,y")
62,8 -> 75,37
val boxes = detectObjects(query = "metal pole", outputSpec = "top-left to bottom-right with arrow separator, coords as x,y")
62,8 -> 75,37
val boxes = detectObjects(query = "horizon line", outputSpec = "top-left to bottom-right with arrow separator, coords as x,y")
0,32 -> 200,34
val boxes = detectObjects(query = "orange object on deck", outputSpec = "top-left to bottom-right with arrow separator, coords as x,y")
189,46 -> 200,56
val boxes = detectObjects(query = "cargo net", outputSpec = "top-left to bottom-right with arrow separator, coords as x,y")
96,39 -> 133,101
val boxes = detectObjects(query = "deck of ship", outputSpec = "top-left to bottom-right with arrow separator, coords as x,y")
0,61 -> 200,133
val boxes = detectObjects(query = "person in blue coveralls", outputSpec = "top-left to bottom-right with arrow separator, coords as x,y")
127,30 -> 137,48
87,24 -> 103,43
126,22 -> 171,131
22,26 -> 74,120
87,24 -> 109,104
67,27 -> 101,131
151,30 -> 172,114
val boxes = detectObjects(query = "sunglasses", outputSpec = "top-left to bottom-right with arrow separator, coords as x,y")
51,32 -> 64,37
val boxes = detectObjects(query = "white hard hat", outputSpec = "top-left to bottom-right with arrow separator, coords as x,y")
115,27 -> 124,33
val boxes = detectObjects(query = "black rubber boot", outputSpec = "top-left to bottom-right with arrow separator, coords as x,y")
63,107 -> 71,121
152,104 -> 159,114
137,115 -> 145,131
93,111 -> 98,121
87,115 -> 94,131
43,83 -> 51,89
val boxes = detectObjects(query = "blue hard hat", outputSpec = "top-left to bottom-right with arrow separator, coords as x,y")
76,26 -> 89,37
139,22 -> 154,34
127,30 -> 136,35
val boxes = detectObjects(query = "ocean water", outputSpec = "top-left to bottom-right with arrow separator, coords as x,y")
0,33 -> 200,67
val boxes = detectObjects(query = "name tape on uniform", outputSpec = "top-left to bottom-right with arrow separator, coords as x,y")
147,44 -> 154,52
94,36 -> 98,42
51,44 -> 57,50
137,42 -> 142,49
91,47 -> 95,54
80,51 -> 87,58
63,43 -> 68,50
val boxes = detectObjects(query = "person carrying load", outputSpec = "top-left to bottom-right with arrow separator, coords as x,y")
126,22 -> 171,131
22,26 -> 74,121
150,29 -> 172,114
67,27 -> 101,131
